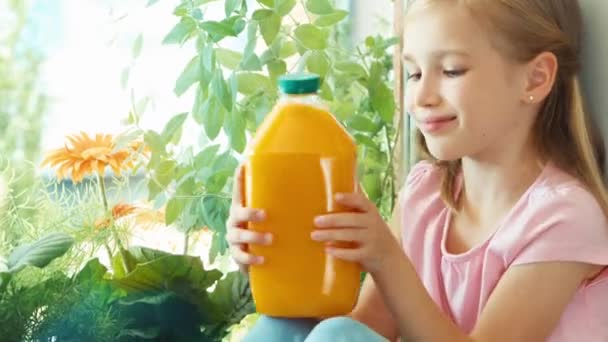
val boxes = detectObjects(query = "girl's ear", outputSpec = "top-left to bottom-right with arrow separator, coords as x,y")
522,51 -> 558,104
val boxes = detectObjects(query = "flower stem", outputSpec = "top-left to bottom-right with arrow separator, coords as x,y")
97,172 -> 133,273
183,232 -> 190,256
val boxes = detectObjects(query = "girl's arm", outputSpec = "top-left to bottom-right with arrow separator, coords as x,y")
312,190 -> 603,342
348,197 -> 403,340
374,252 -> 600,342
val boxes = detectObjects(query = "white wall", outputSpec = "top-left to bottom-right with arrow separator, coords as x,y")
349,0 -> 394,45
580,0 -> 608,174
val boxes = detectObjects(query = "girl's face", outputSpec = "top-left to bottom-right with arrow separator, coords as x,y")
403,2 -> 533,161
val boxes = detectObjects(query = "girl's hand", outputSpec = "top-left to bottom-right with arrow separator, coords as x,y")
225,165 -> 273,274
311,192 -> 402,274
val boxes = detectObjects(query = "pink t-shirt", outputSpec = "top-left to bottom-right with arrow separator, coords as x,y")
400,161 -> 608,341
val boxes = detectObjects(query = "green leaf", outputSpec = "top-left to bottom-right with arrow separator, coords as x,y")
236,73 -> 271,95
120,292 -> 176,306
267,59 -> 287,81
306,51 -> 329,77
252,9 -> 273,20
209,272 -> 254,325
215,48 -> 243,70
257,0 -> 274,7
165,197 -> 186,225
241,23 -> 261,71
213,70 -> 232,112
208,233 -> 225,264
225,0 -> 241,16
259,13 -> 281,46
225,15 -> 247,35
335,61 -> 367,78
279,41 -> 297,59
201,43 -> 216,72
200,96 -> 226,140
75,258 -> 108,285
259,49 -> 275,65
161,112 -> 188,144
224,109 -> 247,153
200,21 -> 236,39
175,56 -> 201,96
144,130 -> 165,156
229,72 -> 238,109
194,144 -> 220,169
113,255 -> 222,292
294,24 -> 327,50
201,196 -> 230,233
128,246 -> 171,264
314,10 -> 349,27
320,80 -> 334,101
121,67 -> 130,89
354,133 -> 377,149
163,18 -> 196,45
155,159 -> 177,188
363,172 -> 382,202
133,33 -> 144,58
275,0 -> 296,16
7,233 -> 74,273
121,328 -> 161,339
347,114 -> 377,133
113,128 -> 143,153
241,54 -> 262,71
369,62 -> 395,123
305,0 -> 334,15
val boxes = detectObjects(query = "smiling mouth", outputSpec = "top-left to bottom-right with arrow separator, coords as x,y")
418,116 -> 457,133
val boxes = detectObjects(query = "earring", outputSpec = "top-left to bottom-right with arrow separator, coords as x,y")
528,95 -> 535,103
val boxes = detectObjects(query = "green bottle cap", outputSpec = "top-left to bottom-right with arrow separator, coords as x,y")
278,73 -> 321,94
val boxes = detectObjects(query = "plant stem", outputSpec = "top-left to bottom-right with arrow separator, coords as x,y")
183,231 -> 190,255
104,243 -> 114,266
97,173 -> 133,273
98,173 -> 109,212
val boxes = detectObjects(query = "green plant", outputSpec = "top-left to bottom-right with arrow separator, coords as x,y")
137,0 -> 400,272
0,0 -> 49,256
0,233 -> 74,340
0,0 -> 47,163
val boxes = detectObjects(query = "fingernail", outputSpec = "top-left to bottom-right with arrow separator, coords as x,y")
335,193 -> 345,200
264,233 -> 273,244
256,211 -> 266,220
310,231 -> 320,240
256,256 -> 265,264
314,216 -> 324,226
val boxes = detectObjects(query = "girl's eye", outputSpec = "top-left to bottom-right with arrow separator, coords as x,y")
444,69 -> 467,78
407,72 -> 421,81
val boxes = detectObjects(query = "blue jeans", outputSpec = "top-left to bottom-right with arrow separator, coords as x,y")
243,316 -> 388,342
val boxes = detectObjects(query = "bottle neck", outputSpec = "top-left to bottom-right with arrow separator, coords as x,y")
279,92 -> 322,106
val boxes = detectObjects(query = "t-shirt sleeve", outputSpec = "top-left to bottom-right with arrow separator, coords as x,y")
509,185 -> 608,266
397,161 -> 443,252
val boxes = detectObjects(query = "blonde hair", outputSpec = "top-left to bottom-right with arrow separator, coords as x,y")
410,0 -> 608,217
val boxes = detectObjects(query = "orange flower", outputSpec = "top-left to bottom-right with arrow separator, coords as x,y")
94,203 -> 165,230
95,203 -> 138,229
41,132 -> 145,183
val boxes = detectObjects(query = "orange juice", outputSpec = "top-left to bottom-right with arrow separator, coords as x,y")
244,74 -> 361,318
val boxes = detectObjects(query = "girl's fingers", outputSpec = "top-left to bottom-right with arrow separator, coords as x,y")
325,247 -> 362,262
226,227 -> 273,245
228,206 -> 266,228
334,192 -> 373,212
231,164 -> 245,206
230,245 -> 265,266
314,212 -> 369,228
311,228 -> 366,243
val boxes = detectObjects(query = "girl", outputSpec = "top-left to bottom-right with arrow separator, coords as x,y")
226,0 -> 608,341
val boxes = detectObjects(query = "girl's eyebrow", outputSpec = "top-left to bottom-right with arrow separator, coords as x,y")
402,49 -> 471,63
